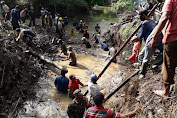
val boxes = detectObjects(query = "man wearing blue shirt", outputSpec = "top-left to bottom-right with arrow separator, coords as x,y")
54,69 -> 69,94
11,5 -> 20,36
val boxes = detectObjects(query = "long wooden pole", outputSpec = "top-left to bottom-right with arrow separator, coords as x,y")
84,3 -> 160,96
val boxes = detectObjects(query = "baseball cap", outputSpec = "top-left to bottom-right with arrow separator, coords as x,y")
90,74 -> 97,81
73,89 -> 83,96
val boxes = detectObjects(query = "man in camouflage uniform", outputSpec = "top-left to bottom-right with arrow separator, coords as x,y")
67,89 -> 90,118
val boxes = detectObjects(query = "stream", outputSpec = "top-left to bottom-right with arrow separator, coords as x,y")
17,6 -> 129,118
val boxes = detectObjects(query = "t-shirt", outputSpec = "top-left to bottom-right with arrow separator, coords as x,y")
109,47 -> 117,62
162,0 -> 177,43
16,29 -> 35,41
20,9 -> 27,17
138,19 -> 156,43
88,81 -> 101,97
68,79 -> 80,91
2,4 -> 9,13
84,105 -> 120,118
54,76 -> 69,93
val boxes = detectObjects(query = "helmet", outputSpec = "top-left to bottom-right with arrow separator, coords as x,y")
59,17 -> 63,21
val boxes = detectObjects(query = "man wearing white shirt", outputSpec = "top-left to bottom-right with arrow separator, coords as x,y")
88,74 -> 101,105
1,1 -> 9,21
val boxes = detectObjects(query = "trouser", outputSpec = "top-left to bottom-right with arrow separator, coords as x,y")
29,18 -> 35,27
21,17 -> 26,23
139,43 -> 163,76
162,40 -> 177,84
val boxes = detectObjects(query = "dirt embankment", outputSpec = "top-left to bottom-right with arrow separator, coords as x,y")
102,9 -> 177,118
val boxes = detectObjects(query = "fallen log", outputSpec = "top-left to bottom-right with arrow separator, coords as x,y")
28,50 -> 63,70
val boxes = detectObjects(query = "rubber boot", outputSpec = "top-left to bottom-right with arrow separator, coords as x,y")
13,30 -> 16,36
139,62 -> 148,79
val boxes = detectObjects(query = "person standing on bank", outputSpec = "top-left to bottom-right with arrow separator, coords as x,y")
149,0 -> 177,99
28,6 -> 35,27
11,5 -> 20,36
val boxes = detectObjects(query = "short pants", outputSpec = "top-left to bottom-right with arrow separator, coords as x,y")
161,40 -> 177,84
11,21 -> 20,30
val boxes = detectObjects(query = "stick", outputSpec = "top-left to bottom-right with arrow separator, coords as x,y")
8,97 -> 21,118
104,69 -> 140,102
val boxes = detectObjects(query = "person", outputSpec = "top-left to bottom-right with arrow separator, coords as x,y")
44,12 -> 50,31
73,18 -> 78,27
20,8 -> 28,23
109,43 -> 117,63
92,34 -> 99,45
11,5 -> 20,36
68,74 -> 87,98
79,19 -> 84,33
82,37 -> 91,48
131,9 -> 156,45
1,1 -> 9,21
95,23 -> 101,34
58,17 -> 63,39
75,23 -> 80,31
84,90 -> 139,118
64,16 -> 68,26
88,74 -> 101,105
149,0 -> 177,99
70,29 -> 76,37
67,89 -> 90,118
83,30 -> 89,39
0,1 -> 4,25
54,13 -> 60,32
138,26 -> 163,79
40,7 -> 46,27
58,39 -> 67,55
101,41 -> 109,51
28,6 -> 35,27
145,0 -> 153,11
129,36 -> 140,63
83,23 -> 88,30
54,69 -> 69,94
49,12 -> 52,28
62,46 -> 77,66
15,28 -> 36,42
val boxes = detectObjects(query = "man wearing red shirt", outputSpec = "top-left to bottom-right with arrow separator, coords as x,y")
150,0 -> 177,98
84,90 -> 139,118
68,74 -> 87,98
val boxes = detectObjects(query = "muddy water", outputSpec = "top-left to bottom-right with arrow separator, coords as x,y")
18,6 -> 124,118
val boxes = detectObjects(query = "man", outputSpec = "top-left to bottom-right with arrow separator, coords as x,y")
101,41 -> 109,51
68,74 -> 86,98
28,6 -> 35,27
15,28 -> 36,42
54,69 -> 69,94
95,23 -> 101,34
149,0 -> 177,99
1,1 -> 9,21
82,37 -> 91,48
83,30 -> 89,39
11,5 -> 20,36
88,74 -> 101,105
139,26 -> 163,79
20,8 -> 28,23
62,46 -> 77,66
67,89 -> 90,118
131,9 -> 156,44
58,39 -> 67,55
58,17 -> 64,39
109,43 -> 117,63
84,90 -> 139,118
44,12 -> 50,31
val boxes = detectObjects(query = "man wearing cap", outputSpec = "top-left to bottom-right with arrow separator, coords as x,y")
88,74 -> 101,105
54,69 -> 69,94
82,37 -> 91,48
11,5 -> 20,36
84,91 -> 139,118
62,46 -> 77,66
68,74 -> 87,98
67,89 -> 90,118
58,17 -> 63,39
58,39 -> 67,55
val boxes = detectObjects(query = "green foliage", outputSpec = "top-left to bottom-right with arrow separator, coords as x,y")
116,0 -> 134,12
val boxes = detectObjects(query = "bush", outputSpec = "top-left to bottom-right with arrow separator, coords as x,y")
116,0 -> 134,12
